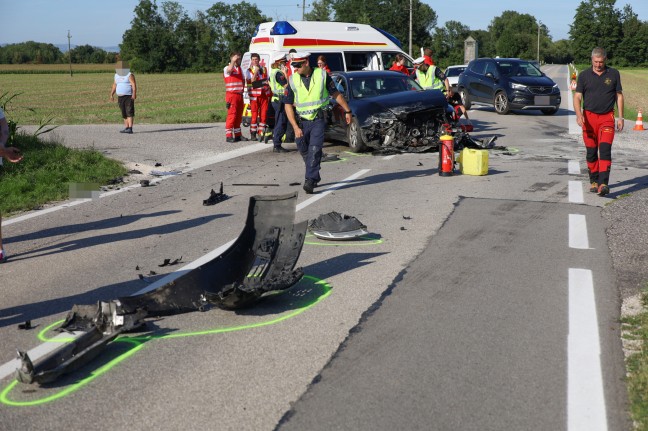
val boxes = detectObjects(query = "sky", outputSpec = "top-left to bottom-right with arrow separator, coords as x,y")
4,0 -> 648,48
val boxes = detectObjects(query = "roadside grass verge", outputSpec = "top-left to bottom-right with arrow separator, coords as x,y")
0,132 -> 127,215
622,288 -> 648,430
0,72 -> 226,124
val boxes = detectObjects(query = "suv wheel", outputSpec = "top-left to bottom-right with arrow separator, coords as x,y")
494,91 -> 510,115
459,88 -> 471,110
541,108 -> 558,115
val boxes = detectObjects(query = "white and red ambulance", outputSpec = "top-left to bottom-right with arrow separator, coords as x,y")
241,21 -> 414,72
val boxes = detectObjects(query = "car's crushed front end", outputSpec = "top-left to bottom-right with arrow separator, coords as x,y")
355,91 -> 451,153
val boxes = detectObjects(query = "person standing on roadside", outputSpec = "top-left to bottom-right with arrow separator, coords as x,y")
0,107 -> 24,263
224,51 -> 248,142
245,53 -> 270,141
413,57 -> 451,97
284,52 -> 353,194
269,52 -> 290,153
574,47 -> 624,197
389,54 -> 409,75
109,60 -> 137,134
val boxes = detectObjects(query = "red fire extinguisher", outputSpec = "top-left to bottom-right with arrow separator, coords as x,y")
439,134 -> 455,176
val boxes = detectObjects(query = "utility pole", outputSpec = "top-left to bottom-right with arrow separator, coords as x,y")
302,0 -> 305,20
537,21 -> 540,64
408,0 -> 412,57
67,30 -> 73,77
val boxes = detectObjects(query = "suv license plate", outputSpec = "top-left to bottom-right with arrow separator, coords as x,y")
535,96 -> 550,105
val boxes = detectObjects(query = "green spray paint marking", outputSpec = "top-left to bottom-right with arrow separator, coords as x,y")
304,233 -> 383,247
343,151 -> 371,157
1,275 -> 331,407
322,157 -> 348,164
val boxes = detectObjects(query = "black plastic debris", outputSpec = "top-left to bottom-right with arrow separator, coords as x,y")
158,257 -> 182,267
403,215 -> 412,220
15,192 -> 307,385
128,169 -> 143,174
289,182 -> 301,186
155,162 -> 162,167
308,211 -> 368,240
18,321 -> 32,330
321,153 -> 341,162
203,183 -> 229,206
140,180 -> 150,187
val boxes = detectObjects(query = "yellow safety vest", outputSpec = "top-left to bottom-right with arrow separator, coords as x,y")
288,68 -> 329,121
269,68 -> 286,102
416,66 -> 444,91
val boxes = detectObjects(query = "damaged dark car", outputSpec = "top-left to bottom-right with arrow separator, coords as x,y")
324,71 -> 454,153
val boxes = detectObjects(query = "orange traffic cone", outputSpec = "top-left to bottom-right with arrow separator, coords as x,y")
634,110 -> 645,131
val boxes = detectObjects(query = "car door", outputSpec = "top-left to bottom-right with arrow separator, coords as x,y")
326,74 -> 349,140
466,60 -> 487,102
480,60 -> 499,102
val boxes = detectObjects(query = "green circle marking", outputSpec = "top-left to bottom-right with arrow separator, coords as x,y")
322,156 -> 348,164
1,275 -> 332,407
304,233 -> 383,246
342,151 -> 371,157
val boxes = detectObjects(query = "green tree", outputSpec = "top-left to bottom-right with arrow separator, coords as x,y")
489,11 -> 548,60
569,0 -> 622,63
0,42 -> 63,64
544,39 -> 574,64
206,2 -> 270,68
431,21 -> 470,67
305,0 -> 333,21
615,5 -> 648,66
332,0 -> 437,54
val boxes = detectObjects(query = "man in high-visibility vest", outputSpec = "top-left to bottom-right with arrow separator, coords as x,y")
269,52 -> 290,153
223,51 -> 248,142
284,52 -> 353,194
413,56 -> 451,97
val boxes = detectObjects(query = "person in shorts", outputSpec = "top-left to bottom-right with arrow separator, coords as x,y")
110,60 -> 137,134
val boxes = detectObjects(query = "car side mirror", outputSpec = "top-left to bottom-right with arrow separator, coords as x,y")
485,72 -> 496,80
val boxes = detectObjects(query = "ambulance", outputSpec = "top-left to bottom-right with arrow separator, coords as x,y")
241,21 -> 414,72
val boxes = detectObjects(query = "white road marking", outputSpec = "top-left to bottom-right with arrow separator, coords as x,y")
0,168 -> 371,381
569,214 -> 590,249
569,181 -> 584,204
568,160 -> 581,175
2,143 -> 270,227
568,268 -> 608,431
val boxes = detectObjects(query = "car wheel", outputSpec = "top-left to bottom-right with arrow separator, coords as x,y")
459,88 -> 472,110
541,108 -> 558,115
347,118 -> 367,153
494,91 -> 510,115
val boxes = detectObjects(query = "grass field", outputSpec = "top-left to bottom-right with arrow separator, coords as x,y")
1,70 -> 227,125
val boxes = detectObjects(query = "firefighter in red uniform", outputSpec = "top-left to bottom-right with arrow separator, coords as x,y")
245,53 -> 271,141
574,47 -> 624,196
223,51 -> 248,142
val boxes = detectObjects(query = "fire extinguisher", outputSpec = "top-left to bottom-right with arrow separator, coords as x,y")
438,134 -> 455,176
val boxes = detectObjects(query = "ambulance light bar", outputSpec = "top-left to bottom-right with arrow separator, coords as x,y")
271,21 -> 298,35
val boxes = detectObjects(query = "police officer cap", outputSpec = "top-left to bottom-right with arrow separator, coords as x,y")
291,52 -> 311,63
412,57 -> 425,65
272,52 -> 287,63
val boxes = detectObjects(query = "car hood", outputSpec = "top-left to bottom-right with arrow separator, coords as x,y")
353,90 -> 448,126
509,75 -> 556,87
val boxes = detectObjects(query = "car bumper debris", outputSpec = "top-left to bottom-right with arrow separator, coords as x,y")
15,193 -> 307,384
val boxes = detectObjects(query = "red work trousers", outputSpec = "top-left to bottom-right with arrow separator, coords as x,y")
582,110 -> 615,186
225,92 -> 244,138
250,95 -> 270,137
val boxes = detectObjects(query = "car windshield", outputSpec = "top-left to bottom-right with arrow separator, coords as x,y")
350,76 -> 422,99
445,67 -> 466,77
496,61 -> 543,77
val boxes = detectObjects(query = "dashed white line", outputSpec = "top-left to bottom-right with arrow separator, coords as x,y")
568,160 -> 581,175
569,214 -> 590,249
568,268 -> 608,431
569,181 -> 584,204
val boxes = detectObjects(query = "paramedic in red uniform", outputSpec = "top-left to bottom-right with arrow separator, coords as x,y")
223,51 -> 248,142
245,53 -> 270,141
574,47 -> 624,196
284,52 -> 353,194
389,54 -> 409,75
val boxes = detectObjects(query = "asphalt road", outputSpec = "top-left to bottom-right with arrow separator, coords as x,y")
1,65 -> 647,430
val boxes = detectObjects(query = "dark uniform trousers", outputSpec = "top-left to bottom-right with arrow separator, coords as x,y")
296,116 -> 326,183
272,100 -> 287,147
